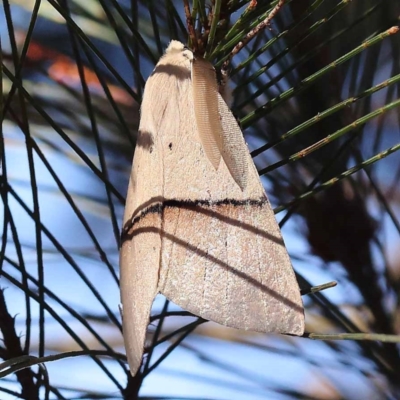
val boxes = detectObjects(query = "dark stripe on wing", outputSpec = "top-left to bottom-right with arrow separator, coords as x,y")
121,197 -> 268,241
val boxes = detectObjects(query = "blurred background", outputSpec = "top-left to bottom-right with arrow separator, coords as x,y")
1,0 -> 400,399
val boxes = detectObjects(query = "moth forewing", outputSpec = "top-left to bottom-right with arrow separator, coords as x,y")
120,40 -> 305,376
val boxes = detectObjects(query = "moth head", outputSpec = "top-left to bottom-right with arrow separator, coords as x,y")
165,40 -> 194,64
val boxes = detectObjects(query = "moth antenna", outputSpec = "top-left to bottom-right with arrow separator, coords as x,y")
217,93 -> 249,191
192,58 -> 223,170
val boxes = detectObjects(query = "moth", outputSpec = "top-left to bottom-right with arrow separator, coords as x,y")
120,40 -> 305,375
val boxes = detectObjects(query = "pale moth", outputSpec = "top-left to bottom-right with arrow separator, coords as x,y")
120,40 -> 305,375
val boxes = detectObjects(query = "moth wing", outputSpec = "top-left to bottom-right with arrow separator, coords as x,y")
191,58 -> 223,170
157,63 -> 305,335
120,198 -> 161,375
218,93 -> 249,191
120,154 -> 161,375
120,63 -> 173,375
159,201 -> 305,335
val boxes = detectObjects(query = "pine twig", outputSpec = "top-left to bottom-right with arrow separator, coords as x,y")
222,0 -> 286,68
183,0 -> 198,51
0,289 -> 38,399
